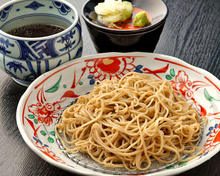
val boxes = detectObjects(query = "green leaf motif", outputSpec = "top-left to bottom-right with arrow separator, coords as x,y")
170,68 -> 175,77
50,131 -> 55,136
48,137 -> 54,143
45,75 -> 62,93
166,165 -> 174,169
165,75 -> 172,80
178,161 -> 187,166
204,88 -> 214,102
40,130 -> 47,136
28,114 -> 35,119
34,119 -> 38,124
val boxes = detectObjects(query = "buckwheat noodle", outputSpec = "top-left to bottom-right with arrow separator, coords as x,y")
55,72 -> 206,171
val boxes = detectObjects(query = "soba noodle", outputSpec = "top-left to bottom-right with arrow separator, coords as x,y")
55,72 -> 205,170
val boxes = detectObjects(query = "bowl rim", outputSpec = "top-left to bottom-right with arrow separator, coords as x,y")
0,0 -> 79,41
85,20 -> 165,36
81,0 -> 169,34
16,52 -> 220,176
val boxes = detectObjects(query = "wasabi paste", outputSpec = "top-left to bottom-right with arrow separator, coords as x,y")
133,11 -> 150,27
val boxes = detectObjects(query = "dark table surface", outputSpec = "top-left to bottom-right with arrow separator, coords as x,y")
0,0 -> 219,176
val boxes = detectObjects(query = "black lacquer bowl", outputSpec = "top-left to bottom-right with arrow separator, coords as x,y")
82,0 -> 168,52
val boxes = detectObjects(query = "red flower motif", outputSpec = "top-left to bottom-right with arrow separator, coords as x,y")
97,57 -> 121,74
85,56 -> 136,80
170,70 -> 193,99
28,87 -> 62,126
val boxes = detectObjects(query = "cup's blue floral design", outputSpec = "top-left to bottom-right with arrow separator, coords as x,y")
7,61 -> 27,73
52,1 -> 71,15
0,46 -> 81,85
0,37 -> 14,55
0,5 -> 13,22
25,1 -> 44,10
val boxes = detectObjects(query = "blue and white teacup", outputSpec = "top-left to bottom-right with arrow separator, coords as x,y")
0,0 -> 82,86
0,0 -> 82,60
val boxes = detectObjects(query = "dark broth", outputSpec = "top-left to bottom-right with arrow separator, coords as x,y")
7,24 -> 65,38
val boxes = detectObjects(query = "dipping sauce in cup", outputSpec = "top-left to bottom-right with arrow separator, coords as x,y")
0,0 -> 83,86
7,24 -> 65,38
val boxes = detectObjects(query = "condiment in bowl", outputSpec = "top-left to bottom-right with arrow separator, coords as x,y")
82,0 -> 168,52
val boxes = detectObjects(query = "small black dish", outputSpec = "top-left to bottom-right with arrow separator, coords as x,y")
82,0 -> 168,53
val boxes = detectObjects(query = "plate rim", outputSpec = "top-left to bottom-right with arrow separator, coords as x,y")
16,52 -> 220,176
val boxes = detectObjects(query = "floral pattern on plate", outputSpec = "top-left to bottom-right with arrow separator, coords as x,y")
17,53 -> 220,176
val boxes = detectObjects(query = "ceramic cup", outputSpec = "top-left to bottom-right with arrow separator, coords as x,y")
82,0 -> 168,53
0,0 -> 83,86
0,0 -> 82,60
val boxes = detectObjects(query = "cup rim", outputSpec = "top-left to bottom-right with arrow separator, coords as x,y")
0,0 -> 79,41
81,0 -> 168,34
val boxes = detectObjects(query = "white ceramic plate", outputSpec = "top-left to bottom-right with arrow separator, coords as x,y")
16,52 -> 220,176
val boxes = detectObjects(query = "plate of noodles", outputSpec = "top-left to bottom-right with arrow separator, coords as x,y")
16,52 -> 220,176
